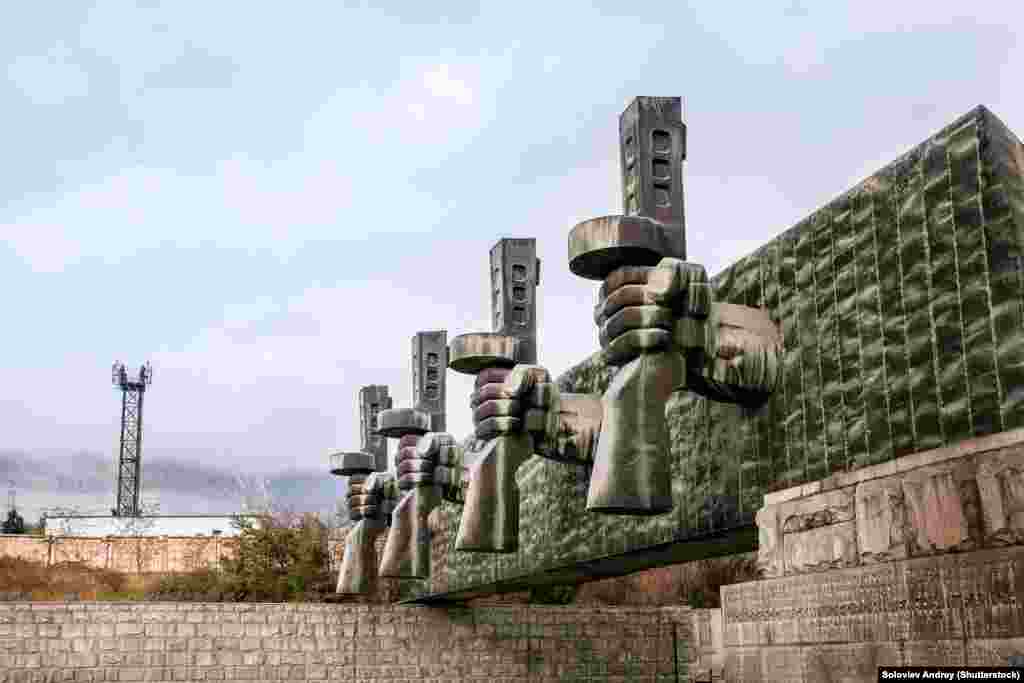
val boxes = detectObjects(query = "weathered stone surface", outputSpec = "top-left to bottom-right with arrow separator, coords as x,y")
410,330 -> 447,432
855,477 -> 909,563
357,385 -> 391,472
447,332 -> 519,375
375,407 -> 431,438
723,545 -> 1024,647
619,96 -> 687,225
900,457 -> 980,554
685,302 -> 783,406
967,637 -> 1024,667
490,238 -> 541,365
569,214 -> 687,280
755,504 -> 784,578
0,602 -> 686,681
779,488 -> 855,533
761,428 -> 1024,578
977,449 -> 1024,545
328,451 -> 375,476
782,519 -> 858,573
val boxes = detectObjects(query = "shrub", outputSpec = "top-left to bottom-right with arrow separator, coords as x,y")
0,556 -> 135,600
151,511 -> 334,602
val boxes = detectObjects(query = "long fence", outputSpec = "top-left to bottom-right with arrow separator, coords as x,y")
0,534 -> 234,573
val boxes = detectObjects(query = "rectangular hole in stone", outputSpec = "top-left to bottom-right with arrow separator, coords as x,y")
512,306 -> 528,326
512,285 -> 527,301
652,159 -> 670,179
652,129 -> 671,153
511,263 -> 527,281
653,183 -> 671,206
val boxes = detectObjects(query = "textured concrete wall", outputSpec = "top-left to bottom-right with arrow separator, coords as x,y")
756,426 -> 1024,578
410,105 -> 1024,601
720,544 -> 1024,681
0,535 -> 232,573
0,602 -> 690,682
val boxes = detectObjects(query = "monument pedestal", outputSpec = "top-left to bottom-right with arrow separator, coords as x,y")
722,428 -> 1024,681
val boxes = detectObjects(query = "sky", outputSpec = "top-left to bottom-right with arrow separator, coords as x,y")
1,1 -> 1021,478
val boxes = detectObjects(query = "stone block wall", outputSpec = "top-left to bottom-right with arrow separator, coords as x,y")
720,544 -> 1024,681
0,602 -> 691,682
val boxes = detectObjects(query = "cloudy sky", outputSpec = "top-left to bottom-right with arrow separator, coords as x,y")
2,1 -> 1020,477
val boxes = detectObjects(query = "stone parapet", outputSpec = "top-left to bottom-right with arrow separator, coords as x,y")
756,428 -> 1024,577
720,544 -> 1024,681
0,601 -> 689,681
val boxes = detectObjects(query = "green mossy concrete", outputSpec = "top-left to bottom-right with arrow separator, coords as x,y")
408,106 -> 1024,602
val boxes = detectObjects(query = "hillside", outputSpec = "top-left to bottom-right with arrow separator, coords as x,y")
0,449 -> 344,525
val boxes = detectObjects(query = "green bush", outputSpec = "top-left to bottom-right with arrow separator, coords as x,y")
151,512 -> 334,603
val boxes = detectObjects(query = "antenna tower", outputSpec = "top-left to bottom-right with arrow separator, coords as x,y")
110,361 -> 153,517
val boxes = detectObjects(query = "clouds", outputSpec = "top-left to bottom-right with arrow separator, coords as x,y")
422,64 -> 474,106
6,42 -> 92,105
1,1 -> 1021,484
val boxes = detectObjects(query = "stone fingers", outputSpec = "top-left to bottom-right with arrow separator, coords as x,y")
597,265 -> 652,303
594,284 -> 658,327
604,329 -> 673,365
414,432 -> 456,459
475,416 -> 522,440
596,261 -> 711,364
646,258 -> 711,317
472,364 -> 554,440
470,383 -> 517,408
420,433 -> 465,504
393,432 -> 459,490
599,306 -> 675,354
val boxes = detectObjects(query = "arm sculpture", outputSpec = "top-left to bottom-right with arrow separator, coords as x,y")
457,257 -> 782,545
378,432 -> 459,579
336,471 -> 398,594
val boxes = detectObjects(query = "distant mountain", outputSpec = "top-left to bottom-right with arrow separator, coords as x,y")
0,450 -> 345,525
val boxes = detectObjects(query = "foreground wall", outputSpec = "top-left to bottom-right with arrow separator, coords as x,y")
708,426 -> 1024,681
721,544 -> 1024,680
0,602 -> 690,682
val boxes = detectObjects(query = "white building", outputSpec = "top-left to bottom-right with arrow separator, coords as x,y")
43,514 -> 262,538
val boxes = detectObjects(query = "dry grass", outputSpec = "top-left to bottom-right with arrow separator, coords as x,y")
0,556 -> 160,601
575,552 -> 759,608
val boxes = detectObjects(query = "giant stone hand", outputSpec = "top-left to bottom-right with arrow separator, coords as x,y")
471,365 -> 559,443
596,258 -> 712,363
336,470 -> 397,594
597,257 -> 781,404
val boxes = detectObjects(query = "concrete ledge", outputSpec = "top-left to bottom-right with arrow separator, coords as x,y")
764,427 -> 1024,507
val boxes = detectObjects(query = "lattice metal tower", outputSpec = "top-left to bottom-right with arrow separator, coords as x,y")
110,361 -> 152,517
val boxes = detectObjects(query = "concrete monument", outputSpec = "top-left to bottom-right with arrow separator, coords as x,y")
447,239 -> 549,552
330,385 -> 397,595
377,331 -> 452,579
442,98 -> 783,558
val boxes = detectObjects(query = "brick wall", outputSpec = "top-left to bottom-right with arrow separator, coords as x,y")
0,535 -> 234,573
0,602 -> 691,682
